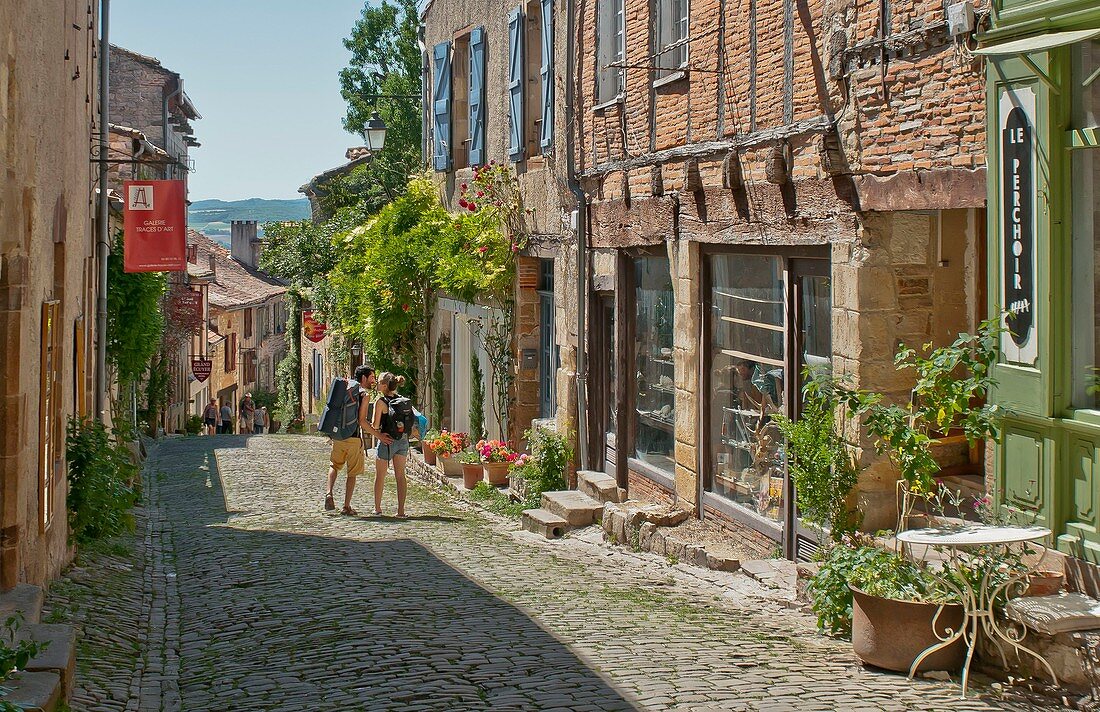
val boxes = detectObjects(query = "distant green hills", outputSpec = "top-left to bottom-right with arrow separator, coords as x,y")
188,198 -> 311,243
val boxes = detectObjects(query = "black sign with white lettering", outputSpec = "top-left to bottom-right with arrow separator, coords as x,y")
1002,106 -> 1033,348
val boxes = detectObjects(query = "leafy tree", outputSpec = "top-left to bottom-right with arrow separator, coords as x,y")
470,352 -> 485,441
338,0 -> 423,214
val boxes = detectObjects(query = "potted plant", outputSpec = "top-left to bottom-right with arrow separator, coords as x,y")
429,430 -> 468,476
458,452 -> 483,489
477,439 -> 516,486
422,428 -> 441,466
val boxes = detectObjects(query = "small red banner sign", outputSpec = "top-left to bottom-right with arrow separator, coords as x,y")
123,180 -> 187,273
302,310 -> 328,343
191,357 -> 212,383
176,289 -> 202,319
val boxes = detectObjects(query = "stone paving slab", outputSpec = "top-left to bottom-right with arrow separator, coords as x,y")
45,435 -> 1064,711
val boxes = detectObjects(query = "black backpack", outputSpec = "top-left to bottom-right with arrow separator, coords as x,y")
318,378 -> 363,440
381,395 -> 416,439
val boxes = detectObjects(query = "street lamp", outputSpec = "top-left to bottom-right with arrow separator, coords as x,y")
364,111 -> 387,153
351,343 -> 362,358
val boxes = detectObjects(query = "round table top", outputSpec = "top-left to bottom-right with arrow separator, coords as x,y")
896,524 -> 1051,547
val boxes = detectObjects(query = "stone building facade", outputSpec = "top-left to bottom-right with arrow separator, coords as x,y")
424,0 -> 577,445
0,1 -> 101,588
575,0 -> 989,556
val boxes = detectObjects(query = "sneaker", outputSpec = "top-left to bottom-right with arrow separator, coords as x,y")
324,493 -> 335,511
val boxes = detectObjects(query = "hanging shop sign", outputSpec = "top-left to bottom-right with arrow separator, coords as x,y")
176,289 -> 203,323
999,86 -> 1038,366
123,180 -> 187,273
191,357 -> 212,383
303,310 -> 329,343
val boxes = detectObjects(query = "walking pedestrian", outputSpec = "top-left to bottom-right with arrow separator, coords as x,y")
202,398 -> 219,436
326,366 -> 392,515
253,404 -> 267,435
239,393 -> 255,435
219,401 -> 233,434
371,372 -> 418,518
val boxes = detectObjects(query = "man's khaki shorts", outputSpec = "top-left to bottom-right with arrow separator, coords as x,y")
330,437 -> 365,476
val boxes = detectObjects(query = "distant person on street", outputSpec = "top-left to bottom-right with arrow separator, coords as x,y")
326,365 -> 391,516
219,402 -> 233,434
371,372 -> 417,518
253,405 -> 268,435
239,393 -> 255,435
202,398 -> 218,436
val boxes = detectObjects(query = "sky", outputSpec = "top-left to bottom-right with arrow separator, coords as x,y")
111,0 -> 368,201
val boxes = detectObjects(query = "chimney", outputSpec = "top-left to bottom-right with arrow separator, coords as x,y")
208,253 -> 216,279
230,220 -> 259,268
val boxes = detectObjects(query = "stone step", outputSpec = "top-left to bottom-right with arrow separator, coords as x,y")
541,490 -> 603,527
576,470 -> 625,504
0,584 -> 44,624
4,671 -> 60,712
521,508 -> 569,539
20,624 -> 76,700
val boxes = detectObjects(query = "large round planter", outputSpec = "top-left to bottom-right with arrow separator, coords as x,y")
483,462 -> 510,486
440,456 -> 463,477
850,585 -> 966,673
461,463 -> 483,489
1025,570 -> 1065,597
423,445 -> 438,466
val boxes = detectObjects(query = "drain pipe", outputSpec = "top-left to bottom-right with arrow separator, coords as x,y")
565,0 -> 589,471
94,0 -> 110,421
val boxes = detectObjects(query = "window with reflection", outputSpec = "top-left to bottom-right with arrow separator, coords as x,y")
633,256 -> 675,472
1072,40 -> 1100,410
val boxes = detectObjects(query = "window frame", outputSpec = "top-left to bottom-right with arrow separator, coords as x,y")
595,0 -> 626,106
654,0 -> 689,83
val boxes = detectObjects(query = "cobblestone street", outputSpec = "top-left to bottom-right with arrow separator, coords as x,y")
47,436 -> 1059,711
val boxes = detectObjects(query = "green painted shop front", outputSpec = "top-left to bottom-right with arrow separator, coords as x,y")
981,1 -> 1100,562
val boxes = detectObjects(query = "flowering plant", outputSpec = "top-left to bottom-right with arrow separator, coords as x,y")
476,439 -> 517,464
428,430 -> 469,458
509,453 -> 532,470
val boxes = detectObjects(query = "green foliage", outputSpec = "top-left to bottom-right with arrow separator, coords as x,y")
0,614 -> 48,712
470,353 -> 485,441
468,481 -> 525,517
143,353 -> 170,437
771,375 -> 860,540
275,292 -> 303,426
106,231 -> 165,386
516,427 -> 573,507
828,318 -> 1004,493
250,390 -> 277,412
184,415 -> 203,436
808,540 -> 944,639
431,337 -> 446,429
66,418 -> 139,545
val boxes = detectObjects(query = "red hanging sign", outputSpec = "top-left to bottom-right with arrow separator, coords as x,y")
123,180 -> 187,273
191,357 -> 212,383
176,289 -> 203,320
302,310 -> 328,343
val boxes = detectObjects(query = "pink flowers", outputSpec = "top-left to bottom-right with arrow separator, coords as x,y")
476,439 -> 516,463
478,245 -> 489,254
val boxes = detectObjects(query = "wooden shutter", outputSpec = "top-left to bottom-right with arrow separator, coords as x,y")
469,27 -> 487,166
244,308 -> 253,339
507,7 -> 525,161
39,300 -> 61,531
432,41 -> 452,172
540,0 -> 554,150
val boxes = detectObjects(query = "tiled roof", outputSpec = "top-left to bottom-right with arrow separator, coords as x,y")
345,146 -> 372,160
186,231 -> 286,310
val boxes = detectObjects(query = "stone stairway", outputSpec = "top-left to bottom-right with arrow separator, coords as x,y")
0,583 -> 76,712
521,471 -> 614,539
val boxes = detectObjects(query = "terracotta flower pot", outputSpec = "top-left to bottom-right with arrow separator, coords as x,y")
1025,570 -> 1065,597
440,456 -> 463,477
483,462 -> 510,486
462,463 -> 483,489
423,445 -> 438,466
850,585 -> 966,673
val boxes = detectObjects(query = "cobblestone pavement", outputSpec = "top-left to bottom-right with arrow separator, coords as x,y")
48,435 -> 1061,711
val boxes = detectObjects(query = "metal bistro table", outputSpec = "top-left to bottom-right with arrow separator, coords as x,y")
895,524 -> 1058,697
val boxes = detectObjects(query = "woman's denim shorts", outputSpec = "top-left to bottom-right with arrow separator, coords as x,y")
376,436 -> 410,461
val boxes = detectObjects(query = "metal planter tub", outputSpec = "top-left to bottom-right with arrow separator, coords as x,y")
850,585 -> 966,673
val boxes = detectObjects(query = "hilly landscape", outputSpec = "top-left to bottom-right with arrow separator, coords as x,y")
188,198 -> 311,243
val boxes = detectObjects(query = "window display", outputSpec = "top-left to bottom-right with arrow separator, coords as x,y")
1071,40 -> 1100,410
633,256 -> 675,472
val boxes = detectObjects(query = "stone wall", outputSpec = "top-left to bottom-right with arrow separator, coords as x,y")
0,1 -> 100,589
109,46 -> 173,149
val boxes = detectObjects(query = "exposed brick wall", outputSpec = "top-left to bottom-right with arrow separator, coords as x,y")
702,505 -> 777,559
627,470 -> 676,507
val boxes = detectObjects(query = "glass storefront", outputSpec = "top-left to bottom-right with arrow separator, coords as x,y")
633,256 -> 675,472
1071,39 -> 1100,410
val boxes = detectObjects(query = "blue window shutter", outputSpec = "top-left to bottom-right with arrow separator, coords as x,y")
432,41 -> 452,172
507,7 -> 525,162
540,0 -> 554,150
469,27 -> 487,166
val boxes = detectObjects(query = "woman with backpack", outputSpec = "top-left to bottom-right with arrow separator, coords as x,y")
371,372 -> 416,518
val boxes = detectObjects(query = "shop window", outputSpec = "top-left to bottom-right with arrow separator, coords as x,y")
655,0 -> 688,81
596,0 -> 624,104
633,256 -> 674,473
706,254 -> 831,525
1071,40 -> 1100,410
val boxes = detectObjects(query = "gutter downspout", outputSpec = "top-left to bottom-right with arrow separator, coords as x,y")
95,0 -> 110,421
418,24 -> 429,168
565,0 -> 589,471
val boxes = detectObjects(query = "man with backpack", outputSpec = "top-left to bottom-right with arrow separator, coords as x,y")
322,365 -> 392,515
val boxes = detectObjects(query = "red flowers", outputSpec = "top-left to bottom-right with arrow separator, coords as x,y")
478,245 -> 489,254
466,202 -> 477,211
458,198 -> 469,208
476,191 -> 484,198
401,303 -> 410,312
